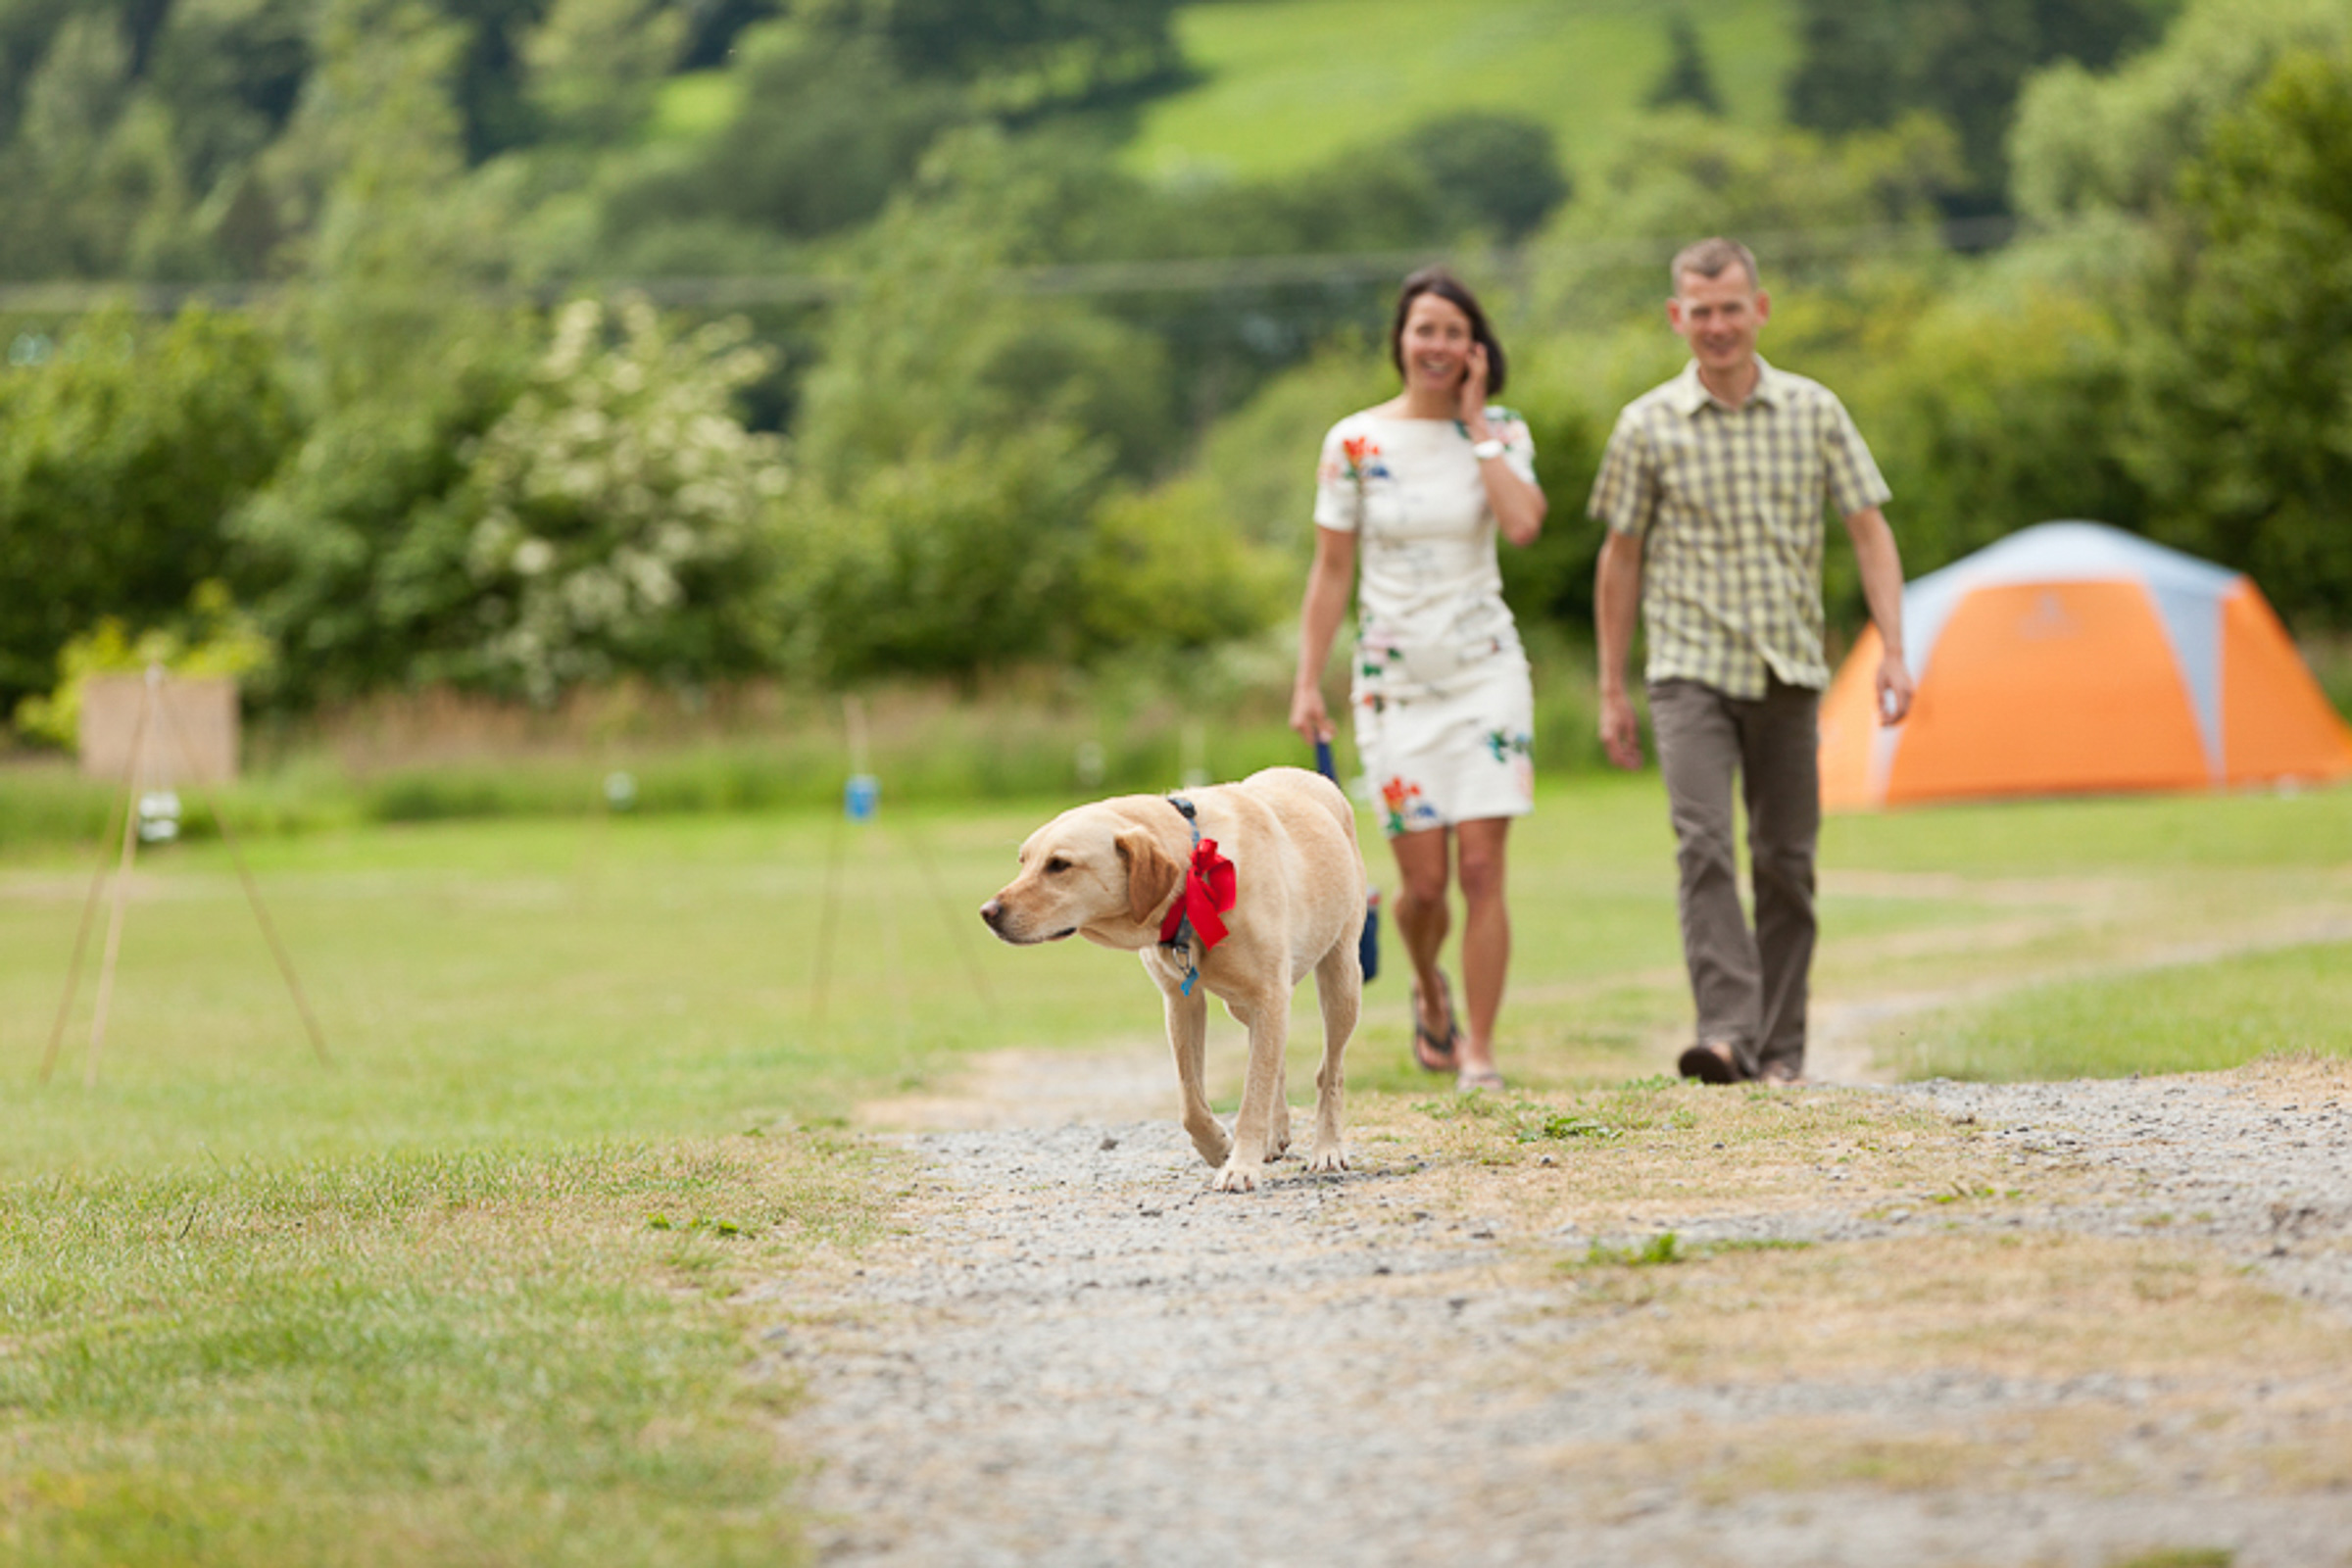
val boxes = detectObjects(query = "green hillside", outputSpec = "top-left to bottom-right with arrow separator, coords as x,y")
1130,0 -> 1796,185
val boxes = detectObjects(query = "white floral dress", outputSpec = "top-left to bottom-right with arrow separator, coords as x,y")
1314,407 -> 1538,837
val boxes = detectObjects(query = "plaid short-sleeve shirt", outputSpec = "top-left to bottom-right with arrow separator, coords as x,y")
1588,357 -> 1891,699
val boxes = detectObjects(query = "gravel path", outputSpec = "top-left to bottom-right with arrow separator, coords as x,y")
768,1054 -> 2352,1567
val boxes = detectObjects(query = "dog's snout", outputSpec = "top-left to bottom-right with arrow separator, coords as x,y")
980,898 -> 1004,929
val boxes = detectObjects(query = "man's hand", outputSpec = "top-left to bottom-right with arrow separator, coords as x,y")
1843,506 -> 1912,728
1876,648 -> 1914,727
1600,688 -> 1643,769
1593,532 -> 1646,768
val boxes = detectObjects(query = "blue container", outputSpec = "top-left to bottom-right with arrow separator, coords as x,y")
845,772 -> 879,822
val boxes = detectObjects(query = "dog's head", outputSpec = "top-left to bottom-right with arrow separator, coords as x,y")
980,800 -> 1183,949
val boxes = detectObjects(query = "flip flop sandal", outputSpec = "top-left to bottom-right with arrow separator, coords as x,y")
1408,980 -> 1459,1073
1455,1067 -> 1507,1094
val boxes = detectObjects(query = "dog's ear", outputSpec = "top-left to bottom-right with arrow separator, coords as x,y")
1117,827 -> 1180,928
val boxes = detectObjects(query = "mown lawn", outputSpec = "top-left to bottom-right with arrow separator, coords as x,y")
1130,0 -> 1796,185
1,770 -> 2346,1561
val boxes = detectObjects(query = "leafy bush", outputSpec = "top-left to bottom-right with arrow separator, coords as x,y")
1846,281 -> 2146,581
229,323 -> 532,706
790,424 -> 1112,679
0,306 -> 296,713
13,581 -> 273,750
433,297 -> 791,701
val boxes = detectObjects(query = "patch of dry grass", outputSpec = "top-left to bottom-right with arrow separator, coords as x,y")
2228,1050 -> 2352,1111
1551,1230 -> 2338,1384
1348,1078 -> 2058,1235
1332,1065 -> 2352,1503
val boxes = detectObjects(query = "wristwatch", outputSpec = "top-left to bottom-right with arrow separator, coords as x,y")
1471,437 -> 1506,461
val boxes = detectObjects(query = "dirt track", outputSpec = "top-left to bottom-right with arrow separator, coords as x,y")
765,1046 -> 2352,1567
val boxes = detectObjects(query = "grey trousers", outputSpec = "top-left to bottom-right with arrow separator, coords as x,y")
1648,677 -> 1821,1081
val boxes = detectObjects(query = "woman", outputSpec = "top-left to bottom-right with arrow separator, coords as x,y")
1289,267 -> 1546,1092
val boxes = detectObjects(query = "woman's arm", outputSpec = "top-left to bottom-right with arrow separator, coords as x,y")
1290,525 -> 1358,743
1459,345 -> 1545,548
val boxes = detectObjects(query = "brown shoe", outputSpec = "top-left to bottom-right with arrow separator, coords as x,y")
1677,1041 -> 1739,1085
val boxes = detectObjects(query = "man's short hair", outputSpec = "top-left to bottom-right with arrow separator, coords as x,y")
1670,237 -> 1759,293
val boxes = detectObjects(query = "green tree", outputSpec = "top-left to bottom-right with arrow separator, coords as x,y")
1526,112 -> 1965,327
604,23 -> 968,242
231,0 -> 541,704
2009,0 -> 2350,224
1849,282 -> 2145,578
1786,0 -> 2169,212
410,297 -> 792,701
0,0 -> 316,281
1393,112 -> 1572,244
2126,45 -> 2352,623
1647,14 -> 1725,117
791,128 -> 1173,490
794,427 -> 1111,678
520,0 -> 686,147
0,307 -> 296,709
805,0 -> 1185,113
0,11 -> 142,277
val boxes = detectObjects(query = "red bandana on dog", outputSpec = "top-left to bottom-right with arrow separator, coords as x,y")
1158,838 -> 1237,952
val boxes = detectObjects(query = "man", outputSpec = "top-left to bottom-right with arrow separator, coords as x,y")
1589,237 -> 1912,1085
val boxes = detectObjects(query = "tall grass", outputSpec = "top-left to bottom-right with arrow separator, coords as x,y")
1,637 -> 1615,849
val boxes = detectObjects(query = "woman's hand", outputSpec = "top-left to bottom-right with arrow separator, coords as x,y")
1290,682 -> 1334,744
1457,342 -> 1491,430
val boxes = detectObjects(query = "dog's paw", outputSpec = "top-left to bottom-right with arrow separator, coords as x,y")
1303,1145 -> 1349,1175
1209,1158 -> 1263,1194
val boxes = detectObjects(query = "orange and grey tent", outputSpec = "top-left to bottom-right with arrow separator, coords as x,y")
1820,521 -> 2352,809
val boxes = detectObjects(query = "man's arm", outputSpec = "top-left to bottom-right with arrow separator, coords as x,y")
1595,529 -> 1645,768
1841,504 -> 1912,725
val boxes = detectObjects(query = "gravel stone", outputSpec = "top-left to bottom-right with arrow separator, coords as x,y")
772,1063 -> 2352,1566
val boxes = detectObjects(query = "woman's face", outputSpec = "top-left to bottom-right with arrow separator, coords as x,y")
1397,292 -> 1475,396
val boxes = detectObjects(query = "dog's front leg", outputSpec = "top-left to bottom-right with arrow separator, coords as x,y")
1212,989 -> 1289,1193
1162,984 -> 1229,1170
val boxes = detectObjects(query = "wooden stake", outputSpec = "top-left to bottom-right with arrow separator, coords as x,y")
84,671 -> 156,1087
39,708 -> 144,1086
158,693 -> 329,1066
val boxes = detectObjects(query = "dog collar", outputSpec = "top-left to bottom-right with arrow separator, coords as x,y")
1158,796 -> 1236,996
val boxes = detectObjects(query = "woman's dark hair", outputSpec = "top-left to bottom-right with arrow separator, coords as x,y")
1388,266 -> 1507,397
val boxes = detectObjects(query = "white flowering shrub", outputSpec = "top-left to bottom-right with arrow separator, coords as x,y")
451,297 -> 789,702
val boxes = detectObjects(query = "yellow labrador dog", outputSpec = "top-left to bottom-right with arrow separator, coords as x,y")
981,766 -> 1364,1192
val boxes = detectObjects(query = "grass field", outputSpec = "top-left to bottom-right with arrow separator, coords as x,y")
1130,0 -> 1796,185
2,773 -> 2346,1560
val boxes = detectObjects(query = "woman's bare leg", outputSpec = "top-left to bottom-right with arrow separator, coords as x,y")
1388,827 -> 1453,1043
1452,816 -> 1512,1079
